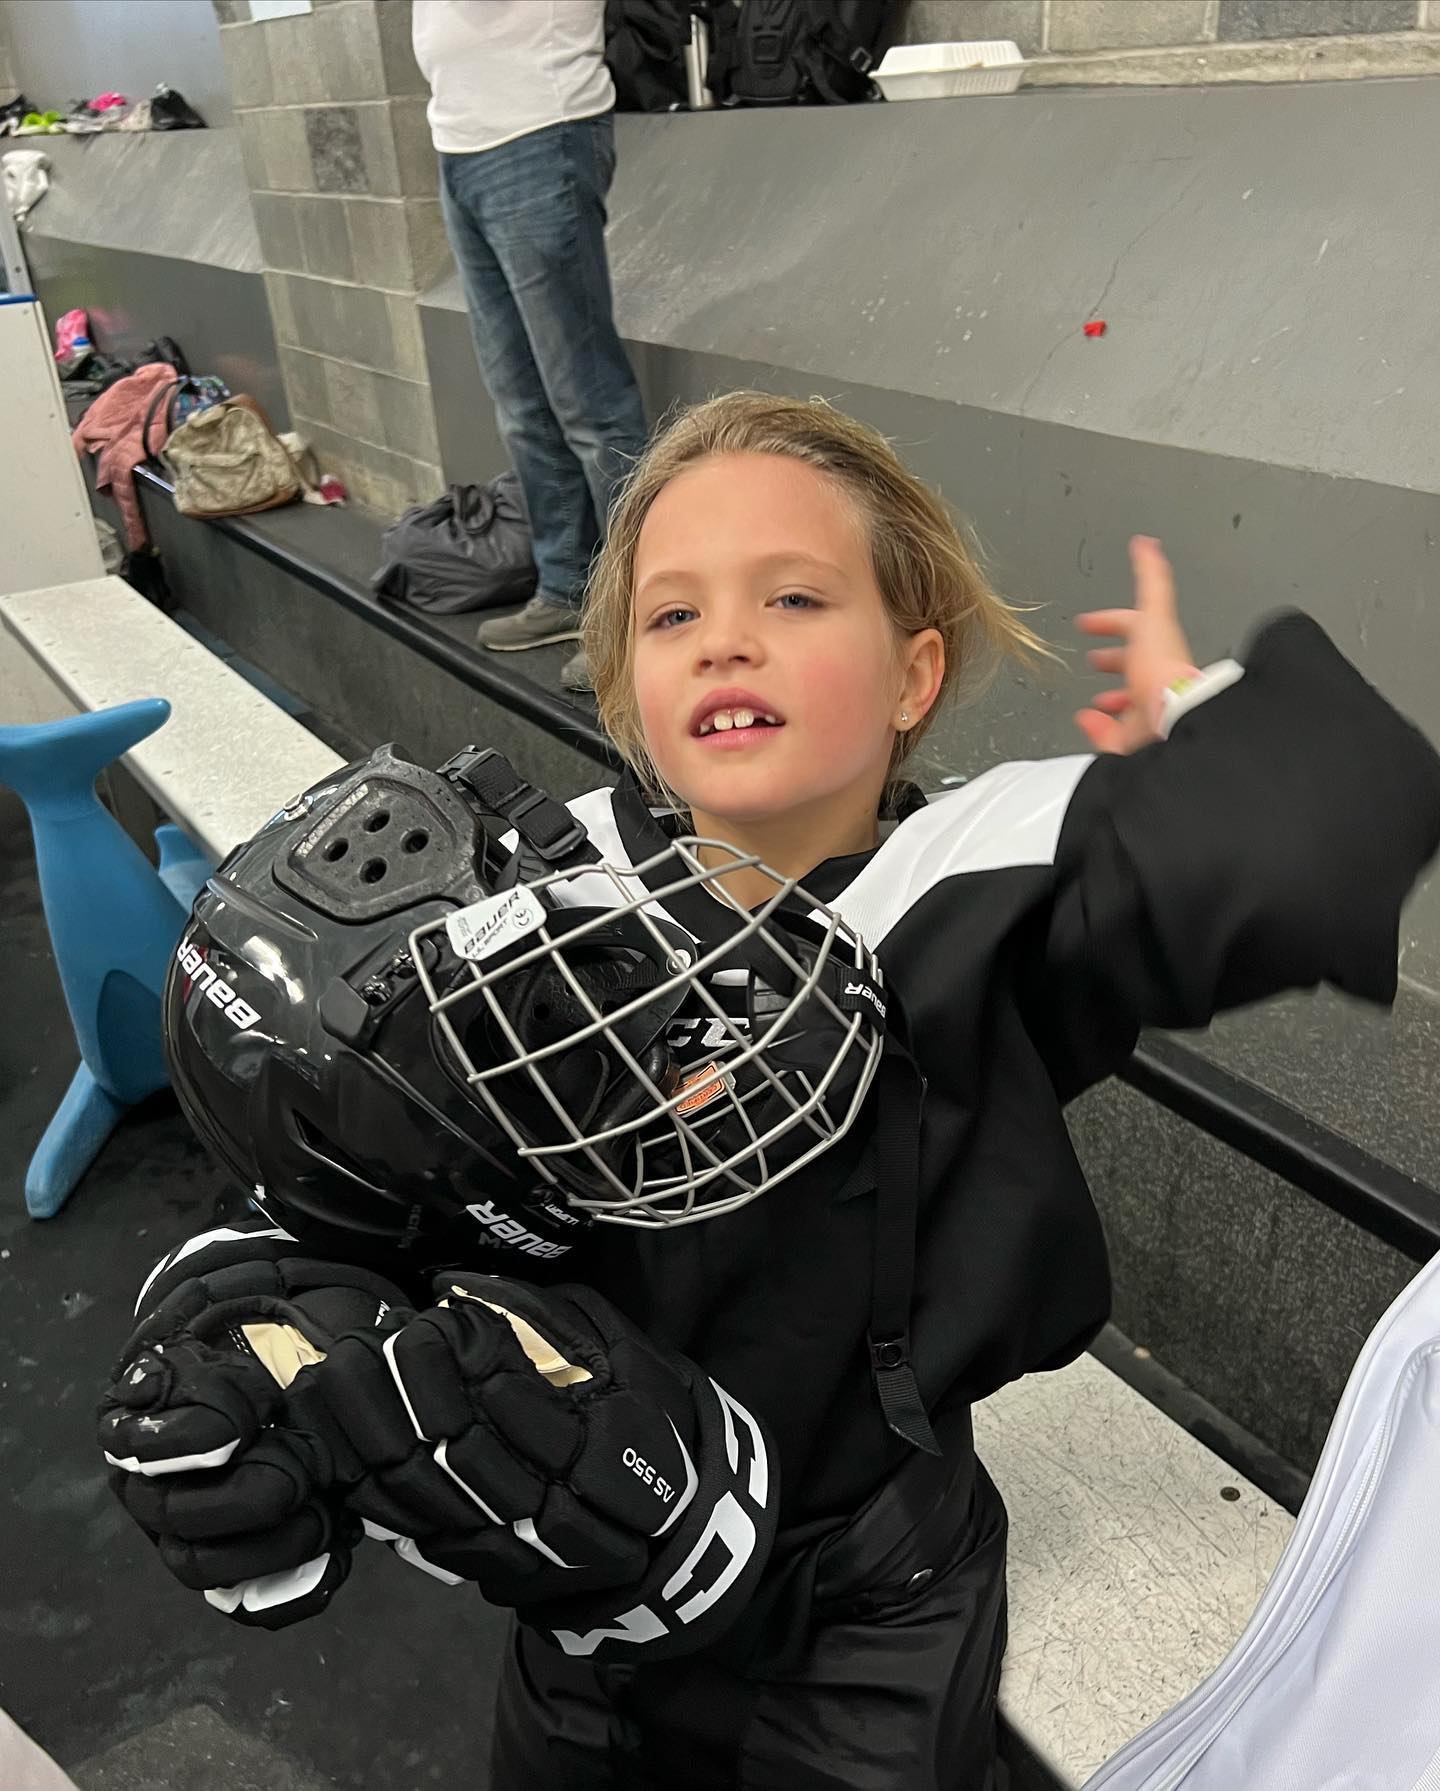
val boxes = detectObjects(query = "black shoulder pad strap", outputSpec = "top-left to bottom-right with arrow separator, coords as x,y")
441,747 -> 598,880
869,1042 -> 940,1457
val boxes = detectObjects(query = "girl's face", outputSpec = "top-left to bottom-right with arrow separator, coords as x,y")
631,453 -> 936,836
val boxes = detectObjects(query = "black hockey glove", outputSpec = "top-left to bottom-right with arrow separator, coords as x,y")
99,1250 -> 409,1630
311,1273 -> 779,1661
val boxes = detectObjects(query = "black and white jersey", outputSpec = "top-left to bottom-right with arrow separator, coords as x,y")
147,613 -> 1440,1539
499,612 -> 1440,1530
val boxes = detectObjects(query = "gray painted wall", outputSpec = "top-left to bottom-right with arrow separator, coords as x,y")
0,0 -> 232,125
26,238 -> 287,421
19,122 -> 279,416
22,132 -> 261,270
589,85 -> 1439,496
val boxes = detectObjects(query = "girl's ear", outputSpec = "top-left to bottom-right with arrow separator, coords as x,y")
896,628 -> 945,730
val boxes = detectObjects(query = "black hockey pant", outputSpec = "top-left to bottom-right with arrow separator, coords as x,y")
491,1430 -> 1009,1790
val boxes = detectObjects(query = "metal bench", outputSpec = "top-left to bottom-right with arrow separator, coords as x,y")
979,1353 -> 1290,1786
0,574 -> 342,863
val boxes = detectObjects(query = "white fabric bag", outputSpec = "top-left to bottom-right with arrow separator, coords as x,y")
1083,1244 -> 1440,1791
3,148 -> 49,222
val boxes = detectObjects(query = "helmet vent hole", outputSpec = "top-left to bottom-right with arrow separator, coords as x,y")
361,858 -> 388,885
364,810 -> 391,833
323,838 -> 349,863
402,829 -> 429,854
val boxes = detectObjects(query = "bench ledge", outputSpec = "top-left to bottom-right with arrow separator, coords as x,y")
0,575 -> 343,862
981,1352 -> 1292,1786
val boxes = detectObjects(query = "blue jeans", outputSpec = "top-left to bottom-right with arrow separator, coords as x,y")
439,115 -> 650,613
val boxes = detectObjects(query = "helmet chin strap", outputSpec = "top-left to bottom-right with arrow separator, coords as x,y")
441,746 -> 600,884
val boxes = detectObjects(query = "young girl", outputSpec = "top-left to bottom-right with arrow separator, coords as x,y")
106,392 -> 1440,1791
489,391 -> 1440,1788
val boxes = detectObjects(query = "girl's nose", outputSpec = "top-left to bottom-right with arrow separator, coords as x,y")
695,609 -> 762,671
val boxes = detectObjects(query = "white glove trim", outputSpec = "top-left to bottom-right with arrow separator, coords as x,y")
713,1378 -> 769,1507
134,1224 -> 296,1315
104,1434 -> 241,1477
651,1416 -> 699,1539
513,1515 -> 579,1570
203,1552 -> 330,1616
361,1519 -> 466,1587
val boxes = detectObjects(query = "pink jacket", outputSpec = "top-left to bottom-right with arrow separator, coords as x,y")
71,362 -> 176,550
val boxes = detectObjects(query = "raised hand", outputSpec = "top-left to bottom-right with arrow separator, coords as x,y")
1074,537 -> 1200,755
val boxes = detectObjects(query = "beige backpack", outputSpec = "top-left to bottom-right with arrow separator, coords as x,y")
160,394 -> 302,519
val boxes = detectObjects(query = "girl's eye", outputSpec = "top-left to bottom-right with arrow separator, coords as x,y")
650,606 -> 696,630
774,591 -> 818,611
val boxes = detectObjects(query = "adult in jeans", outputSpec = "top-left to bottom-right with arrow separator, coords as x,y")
413,0 -> 649,692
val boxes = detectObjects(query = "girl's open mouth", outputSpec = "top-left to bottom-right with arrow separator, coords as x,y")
690,690 -> 787,740
695,707 -> 784,739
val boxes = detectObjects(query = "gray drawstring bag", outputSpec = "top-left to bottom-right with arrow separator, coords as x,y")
373,472 -> 536,614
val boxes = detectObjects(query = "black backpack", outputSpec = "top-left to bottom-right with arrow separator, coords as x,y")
715,0 -> 905,106
372,474 -> 537,615
605,0 -> 738,112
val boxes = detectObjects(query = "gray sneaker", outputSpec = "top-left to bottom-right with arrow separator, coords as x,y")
477,595 -> 583,652
560,647 -> 593,693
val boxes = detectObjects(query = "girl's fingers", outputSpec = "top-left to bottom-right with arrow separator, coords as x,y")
1074,708 -> 1123,754
1075,608 -> 1138,638
1129,536 -> 1178,615
1087,647 -> 1126,674
1090,687 -> 1131,714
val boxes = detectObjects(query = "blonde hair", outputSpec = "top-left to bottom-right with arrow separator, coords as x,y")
585,391 -> 1048,800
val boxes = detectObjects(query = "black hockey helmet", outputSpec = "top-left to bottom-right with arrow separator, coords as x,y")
162,745 -> 593,1262
165,745 -> 888,1250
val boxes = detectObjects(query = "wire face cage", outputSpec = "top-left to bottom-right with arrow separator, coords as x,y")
408,836 -> 888,1228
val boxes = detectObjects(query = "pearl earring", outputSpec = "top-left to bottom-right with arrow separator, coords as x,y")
899,711 -> 909,724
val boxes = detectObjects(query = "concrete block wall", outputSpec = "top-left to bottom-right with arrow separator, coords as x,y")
903,0 -> 1440,68
0,5 -> 16,104
213,0 -> 445,515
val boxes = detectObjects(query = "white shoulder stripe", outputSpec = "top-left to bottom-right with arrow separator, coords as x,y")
832,756 -> 1094,949
566,784 -> 630,860
532,768 -> 1091,956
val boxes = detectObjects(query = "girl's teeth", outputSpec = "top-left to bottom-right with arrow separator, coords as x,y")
699,707 -> 780,735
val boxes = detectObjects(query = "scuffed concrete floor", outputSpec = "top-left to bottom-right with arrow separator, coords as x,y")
0,786 -> 510,1789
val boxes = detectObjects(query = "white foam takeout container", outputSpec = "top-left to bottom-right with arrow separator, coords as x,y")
873,40 -> 1026,101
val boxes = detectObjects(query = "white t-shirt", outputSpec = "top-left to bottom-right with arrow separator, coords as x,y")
412,0 -> 615,156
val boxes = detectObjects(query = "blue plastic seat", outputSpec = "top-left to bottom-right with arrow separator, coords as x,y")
0,699 -> 209,1217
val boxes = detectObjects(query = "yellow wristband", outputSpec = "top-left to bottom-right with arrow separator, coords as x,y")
1157,660 -> 1245,738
